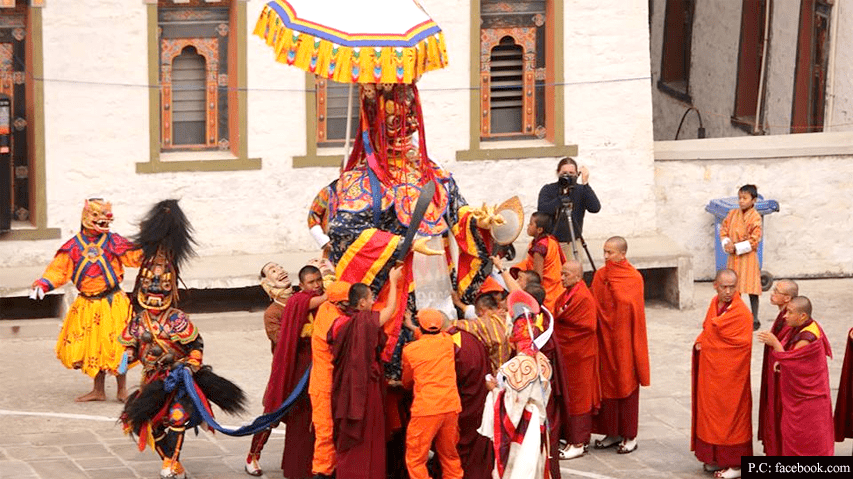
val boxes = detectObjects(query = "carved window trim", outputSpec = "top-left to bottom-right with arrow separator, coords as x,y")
480,28 -> 537,138
160,38 -> 219,149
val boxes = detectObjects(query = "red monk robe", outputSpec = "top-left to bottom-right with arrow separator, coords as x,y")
513,234 -> 566,313
591,259 -> 650,439
262,290 -> 318,479
328,310 -> 387,479
554,281 -> 601,445
765,319 -> 834,456
691,294 -> 753,467
834,328 -> 853,443
448,326 -> 494,479
758,308 -> 791,452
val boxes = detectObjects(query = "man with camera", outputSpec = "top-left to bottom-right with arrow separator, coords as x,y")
537,157 -> 601,264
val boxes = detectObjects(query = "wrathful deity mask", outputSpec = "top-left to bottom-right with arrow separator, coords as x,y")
81,199 -> 113,234
361,83 -> 420,161
137,251 -> 177,311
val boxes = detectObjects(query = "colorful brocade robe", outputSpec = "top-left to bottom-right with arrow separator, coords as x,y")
34,231 -> 142,296
119,308 -> 202,384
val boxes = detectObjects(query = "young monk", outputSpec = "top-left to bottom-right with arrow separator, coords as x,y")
757,279 -> 797,453
252,265 -> 327,479
720,184 -> 763,330
692,269 -> 752,479
591,236 -> 650,454
511,211 -> 566,313
554,260 -> 600,460
327,266 -> 402,479
758,296 -> 834,456
402,309 -> 463,479
307,281 -> 352,479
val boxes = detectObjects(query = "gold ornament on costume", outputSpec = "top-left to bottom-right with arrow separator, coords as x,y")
81,199 -> 114,234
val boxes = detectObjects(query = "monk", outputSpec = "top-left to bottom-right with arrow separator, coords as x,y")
692,269 -> 752,479
511,211 -> 566,313
328,266 -> 402,479
308,281 -> 352,479
834,323 -> 853,449
446,322 -> 494,479
255,265 -> 327,479
591,236 -> 650,454
758,296 -> 834,456
757,279 -> 797,453
554,260 -> 600,460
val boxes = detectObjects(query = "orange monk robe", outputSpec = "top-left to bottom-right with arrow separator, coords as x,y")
691,294 -> 753,467
512,234 -> 566,312
590,258 -> 650,439
554,281 -> 601,444
309,299 -> 343,476
720,207 -> 762,295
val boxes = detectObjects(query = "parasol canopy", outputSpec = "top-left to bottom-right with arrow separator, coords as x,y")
254,0 -> 449,84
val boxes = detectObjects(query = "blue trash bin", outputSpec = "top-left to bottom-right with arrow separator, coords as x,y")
705,196 -> 780,290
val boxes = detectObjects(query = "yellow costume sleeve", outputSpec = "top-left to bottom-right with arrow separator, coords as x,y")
33,252 -> 73,291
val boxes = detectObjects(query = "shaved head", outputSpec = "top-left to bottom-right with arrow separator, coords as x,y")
714,268 -> 738,283
605,236 -> 628,253
789,296 -> 812,317
775,279 -> 798,297
563,260 -> 583,276
561,260 -> 583,288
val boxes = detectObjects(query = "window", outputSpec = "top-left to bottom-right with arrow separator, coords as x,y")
791,0 -> 831,134
158,0 -> 230,151
732,0 -> 768,133
0,0 -> 57,240
479,0 -> 545,140
315,78 -> 360,147
658,0 -> 695,102
140,0 -> 258,173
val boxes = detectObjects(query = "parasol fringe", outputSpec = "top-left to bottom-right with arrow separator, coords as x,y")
253,4 -> 448,84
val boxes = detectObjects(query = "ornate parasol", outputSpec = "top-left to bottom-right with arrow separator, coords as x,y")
253,0 -> 449,84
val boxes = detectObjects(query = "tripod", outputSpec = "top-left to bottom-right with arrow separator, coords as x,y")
555,188 -> 597,272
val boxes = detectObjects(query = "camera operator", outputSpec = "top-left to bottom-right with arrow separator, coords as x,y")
537,157 -> 601,261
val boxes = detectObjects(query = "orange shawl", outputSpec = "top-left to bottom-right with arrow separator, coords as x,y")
554,281 -> 601,415
514,234 -> 566,312
691,294 -> 753,447
591,259 -> 650,399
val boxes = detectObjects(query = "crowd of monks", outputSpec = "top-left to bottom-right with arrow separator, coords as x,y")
245,222 -> 853,479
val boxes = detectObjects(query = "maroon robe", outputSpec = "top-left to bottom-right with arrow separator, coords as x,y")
758,308 -> 791,451
765,319 -> 834,456
262,290 -> 317,479
448,327 -> 494,479
835,328 -> 853,442
328,310 -> 387,479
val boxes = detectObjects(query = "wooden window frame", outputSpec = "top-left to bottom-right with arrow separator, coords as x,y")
139,0 -> 260,174
658,0 -> 695,103
457,0 -> 576,162
480,30 -> 538,139
731,0 -> 768,134
791,0 -> 832,134
315,78 -> 360,148
0,0 -> 59,241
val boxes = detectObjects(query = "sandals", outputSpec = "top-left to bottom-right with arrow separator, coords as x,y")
713,468 -> 741,479
616,438 -> 638,454
593,436 -> 621,449
559,444 -> 585,460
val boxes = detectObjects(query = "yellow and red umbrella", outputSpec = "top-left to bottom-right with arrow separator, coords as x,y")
254,0 -> 449,84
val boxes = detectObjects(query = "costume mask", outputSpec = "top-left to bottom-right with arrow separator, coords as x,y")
81,199 -> 113,234
261,262 -> 292,300
137,251 -> 177,311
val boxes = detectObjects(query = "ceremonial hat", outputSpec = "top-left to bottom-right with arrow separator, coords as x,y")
507,289 -> 539,320
477,276 -> 506,298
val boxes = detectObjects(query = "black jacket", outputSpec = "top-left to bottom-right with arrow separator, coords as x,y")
536,182 -> 601,241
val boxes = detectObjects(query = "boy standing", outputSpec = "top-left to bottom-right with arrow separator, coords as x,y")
511,211 -> 566,313
402,309 -> 463,479
720,184 -> 762,330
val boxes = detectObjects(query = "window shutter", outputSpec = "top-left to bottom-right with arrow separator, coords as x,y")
171,47 -> 207,146
489,38 -> 524,134
323,81 -> 360,143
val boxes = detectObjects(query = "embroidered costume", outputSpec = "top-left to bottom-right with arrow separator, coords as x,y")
32,199 -> 143,377
119,200 -> 245,479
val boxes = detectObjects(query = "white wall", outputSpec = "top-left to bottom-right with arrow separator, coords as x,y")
1,0 -> 657,270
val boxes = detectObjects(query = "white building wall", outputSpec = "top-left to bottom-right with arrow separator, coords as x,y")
1,0 -> 656,270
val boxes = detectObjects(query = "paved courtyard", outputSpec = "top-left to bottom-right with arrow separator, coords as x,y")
1,279 -> 852,479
